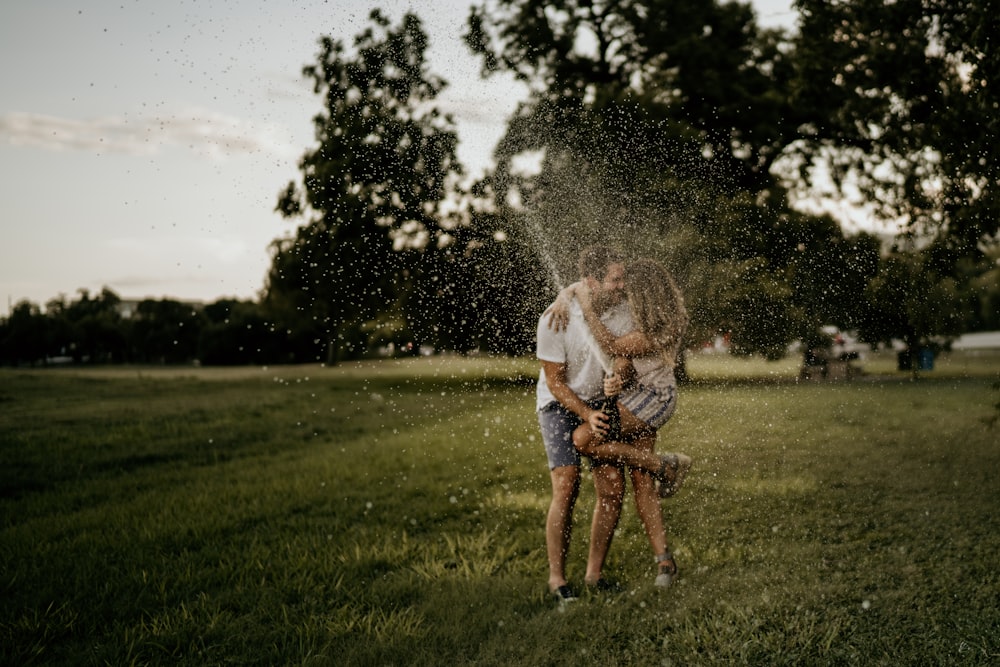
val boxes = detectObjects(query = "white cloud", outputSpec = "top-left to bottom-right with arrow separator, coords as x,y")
0,109 -> 297,161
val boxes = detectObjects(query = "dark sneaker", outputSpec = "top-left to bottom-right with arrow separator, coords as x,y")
551,584 -> 578,604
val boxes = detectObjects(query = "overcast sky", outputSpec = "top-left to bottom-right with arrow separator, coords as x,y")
0,0 -> 795,316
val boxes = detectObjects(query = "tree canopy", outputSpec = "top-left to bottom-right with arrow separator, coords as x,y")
790,0 -> 999,251
266,10 -> 461,363
463,0 -> 885,358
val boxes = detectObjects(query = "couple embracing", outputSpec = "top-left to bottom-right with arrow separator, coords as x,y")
535,246 -> 692,602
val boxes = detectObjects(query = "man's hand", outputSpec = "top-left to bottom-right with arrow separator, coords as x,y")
586,408 -> 610,436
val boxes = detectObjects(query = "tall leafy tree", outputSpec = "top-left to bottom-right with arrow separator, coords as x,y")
266,10 -> 460,363
791,0 -> 999,252
467,0 -> 800,195
789,0 -> 999,353
466,0 -> 873,360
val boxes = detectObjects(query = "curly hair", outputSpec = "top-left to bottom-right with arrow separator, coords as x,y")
624,258 -> 689,362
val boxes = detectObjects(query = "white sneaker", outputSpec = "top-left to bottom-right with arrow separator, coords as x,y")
658,453 -> 692,498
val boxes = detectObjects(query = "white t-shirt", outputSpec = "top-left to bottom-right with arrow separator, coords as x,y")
536,299 -> 633,411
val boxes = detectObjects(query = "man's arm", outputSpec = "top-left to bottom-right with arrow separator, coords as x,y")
542,359 -> 608,435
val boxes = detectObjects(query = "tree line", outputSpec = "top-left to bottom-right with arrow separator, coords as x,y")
3,1 -> 998,367
0,290 -> 293,366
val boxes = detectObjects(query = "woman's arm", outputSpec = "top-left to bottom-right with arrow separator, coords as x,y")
577,285 -> 657,358
544,282 -> 584,331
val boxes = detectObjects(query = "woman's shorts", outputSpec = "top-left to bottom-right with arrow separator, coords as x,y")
620,383 -> 676,430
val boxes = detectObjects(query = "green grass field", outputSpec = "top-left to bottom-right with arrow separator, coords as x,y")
2,352 -> 998,665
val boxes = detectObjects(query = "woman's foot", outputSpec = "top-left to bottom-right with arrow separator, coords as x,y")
657,453 -> 692,498
655,551 -> 677,588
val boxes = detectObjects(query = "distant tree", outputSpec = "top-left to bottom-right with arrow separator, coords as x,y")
129,298 -> 202,364
64,288 -> 126,363
454,195 -> 552,355
199,299 -> 283,365
860,244 -> 969,372
42,295 -> 77,361
968,246 -> 1000,331
266,10 -> 460,363
0,301 -> 48,366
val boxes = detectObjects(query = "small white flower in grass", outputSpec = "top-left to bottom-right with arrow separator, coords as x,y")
861,600 -> 871,610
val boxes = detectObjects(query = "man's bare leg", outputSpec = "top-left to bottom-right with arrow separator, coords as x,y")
584,463 -> 625,585
547,465 -> 580,593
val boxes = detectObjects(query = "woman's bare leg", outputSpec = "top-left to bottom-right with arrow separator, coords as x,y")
573,406 -> 668,476
628,434 -> 669,556
627,434 -> 679,585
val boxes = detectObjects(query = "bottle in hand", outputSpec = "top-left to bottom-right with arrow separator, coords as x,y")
601,373 -> 621,441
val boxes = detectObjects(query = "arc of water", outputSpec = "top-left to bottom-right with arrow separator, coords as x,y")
578,312 -> 614,376
524,211 -> 612,375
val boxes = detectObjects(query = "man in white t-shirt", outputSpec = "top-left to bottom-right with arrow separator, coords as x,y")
536,246 -> 633,602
